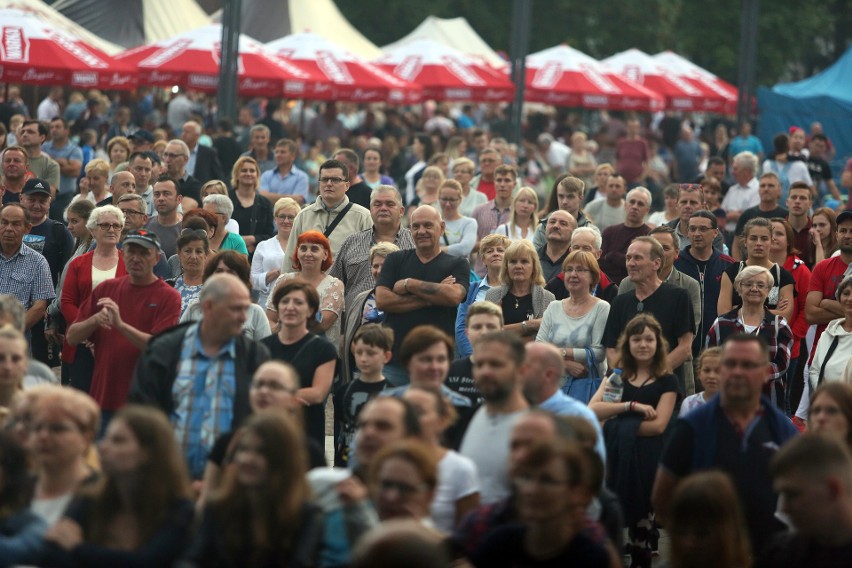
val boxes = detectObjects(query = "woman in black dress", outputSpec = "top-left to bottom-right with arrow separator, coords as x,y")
589,314 -> 678,568
260,280 -> 336,447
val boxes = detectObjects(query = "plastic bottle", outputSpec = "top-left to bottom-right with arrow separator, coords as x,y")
602,368 -> 624,403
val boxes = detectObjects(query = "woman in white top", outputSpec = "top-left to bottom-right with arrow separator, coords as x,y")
647,184 -> 679,227
267,230 -> 344,350
28,386 -> 99,525
412,165 -> 445,210
536,250 -> 610,379
106,136 -> 130,182
251,198 -> 299,307
438,180 -> 477,258
453,157 -> 487,217
403,387 -> 480,533
496,186 -> 539,242
403,133 -> 434,206
72,159 -> 112,206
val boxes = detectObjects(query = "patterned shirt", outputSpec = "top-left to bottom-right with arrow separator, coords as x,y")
171,322 -> 237,479
328,226 -> 415,308
0,243 -> 55,308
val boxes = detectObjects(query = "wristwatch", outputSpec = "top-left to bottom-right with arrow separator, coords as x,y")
561,348 -> 568,359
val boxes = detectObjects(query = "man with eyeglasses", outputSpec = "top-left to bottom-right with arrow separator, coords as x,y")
653,334 -> 798,556
675,210 -> 735,363
68,228 -> 180,427
602,236 -> 694,395
130,273 -> 269,479
665,183 -> 728,253
0,203 -> 54,334
161,139 -> 201,209
329,185 -> 414,309
281,159 -> 372,273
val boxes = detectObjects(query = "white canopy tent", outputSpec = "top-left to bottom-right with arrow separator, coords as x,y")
210,0 -> 381,59
51,0 -> 210,50
381,16 -> 506,68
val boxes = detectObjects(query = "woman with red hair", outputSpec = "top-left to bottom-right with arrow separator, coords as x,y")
266,230 -> 344,349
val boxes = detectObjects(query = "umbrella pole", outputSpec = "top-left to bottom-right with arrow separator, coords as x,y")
508,0 -> 532,146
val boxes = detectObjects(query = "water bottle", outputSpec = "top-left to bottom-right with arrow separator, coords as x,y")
602,368 -> 624,403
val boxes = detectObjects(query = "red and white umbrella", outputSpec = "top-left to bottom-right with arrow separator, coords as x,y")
0,7 -> 136,89
266,32 -> 421,104
374,38 -> 515,102
653,51 -> 738,114
602,48 -> 728,112
114,24 -> 325,98
524,45 -> 663,111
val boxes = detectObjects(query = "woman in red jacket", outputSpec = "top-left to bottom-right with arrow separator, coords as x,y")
60,205 -> 127,392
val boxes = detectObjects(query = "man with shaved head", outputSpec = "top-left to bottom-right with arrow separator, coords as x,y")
376,205 -> 470,385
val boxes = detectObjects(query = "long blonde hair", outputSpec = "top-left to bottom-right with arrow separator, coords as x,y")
508,186 -> 539,237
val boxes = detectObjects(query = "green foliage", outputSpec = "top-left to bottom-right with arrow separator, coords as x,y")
336,0 -> 844,87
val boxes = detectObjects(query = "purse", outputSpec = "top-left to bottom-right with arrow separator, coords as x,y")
561,347 -> 602,404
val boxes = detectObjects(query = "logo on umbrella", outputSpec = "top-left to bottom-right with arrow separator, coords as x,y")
442,56 -> 485,86
532,62 -> 562,89
1,27 -> 29,63
317,51 -> 354,84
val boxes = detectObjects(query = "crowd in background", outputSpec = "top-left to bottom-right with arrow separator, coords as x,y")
0,86 -> 852,568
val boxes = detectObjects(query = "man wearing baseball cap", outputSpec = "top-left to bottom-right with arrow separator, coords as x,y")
20,177 -> 74,365
67,228 -> 180,427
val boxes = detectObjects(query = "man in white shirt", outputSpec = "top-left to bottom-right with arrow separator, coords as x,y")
721,151 -> 760,234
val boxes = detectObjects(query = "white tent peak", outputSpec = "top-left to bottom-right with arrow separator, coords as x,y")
382,15 -> 506,68
209,0 -> 380,60
51,0 -> 211,50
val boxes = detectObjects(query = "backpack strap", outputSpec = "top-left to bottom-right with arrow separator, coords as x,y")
817,336 -> 841,387
324,203 -> 354,238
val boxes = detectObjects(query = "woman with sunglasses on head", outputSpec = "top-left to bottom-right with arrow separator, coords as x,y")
708,265 -> 794,409
589,314 -> 678,567
180,251 -> 271,341
250,197 -> 300,308
60,205 -> 127,391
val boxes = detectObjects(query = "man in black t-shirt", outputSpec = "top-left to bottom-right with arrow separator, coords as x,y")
807,134 -> 842,206
733,172 -> 788,260
447,301 -> 503,407
376,206 -> 469,386
758,434 -> 852,568
602,237 -> 694,394
333,148 -> 371,209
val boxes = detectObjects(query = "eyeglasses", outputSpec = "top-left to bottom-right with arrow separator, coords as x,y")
319,176 -> 346,185
276,214 -> 297,221
162,152 -> 186,160
376,479 -> 427,495
687,226 -> 715,233
250,380 -> 297,393
97,223 -> 122,231
563,267 -> 590,274
740,282 -> 768,290
121,209 -> 145,217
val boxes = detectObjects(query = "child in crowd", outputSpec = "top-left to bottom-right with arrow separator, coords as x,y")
334,324 -> 394,466
679,346 -> 722,417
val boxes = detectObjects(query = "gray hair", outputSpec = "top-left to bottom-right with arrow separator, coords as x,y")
250,124 -> 270,137
182,120 -> 201,135
117,193 -> 147,211
0,294 -> 25,331
167,138 -> 190,158
733,265 -> 773,292
86,204 -> 126,232
733,151 -> 758,174
203,194 -> 234,221
570,226 -> 602,251
626,186 -> 652,206
370,184 -> 403,206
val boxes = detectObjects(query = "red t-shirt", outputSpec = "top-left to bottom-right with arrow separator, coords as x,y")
477,178 -> 496,201
76,276 -> 180,409
783,255 -> 811,357
807,255 -> 849,358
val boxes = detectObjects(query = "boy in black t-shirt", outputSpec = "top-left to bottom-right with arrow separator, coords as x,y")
333,324 -> 394,466
447,301 -> 504,408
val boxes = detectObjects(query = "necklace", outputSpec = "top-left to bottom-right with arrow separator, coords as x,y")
514,296 -> 520,309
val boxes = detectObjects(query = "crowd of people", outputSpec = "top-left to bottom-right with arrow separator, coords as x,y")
1,86 -> 852,567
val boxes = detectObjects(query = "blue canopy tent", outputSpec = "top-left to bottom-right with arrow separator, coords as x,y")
757,46 -> 852,185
